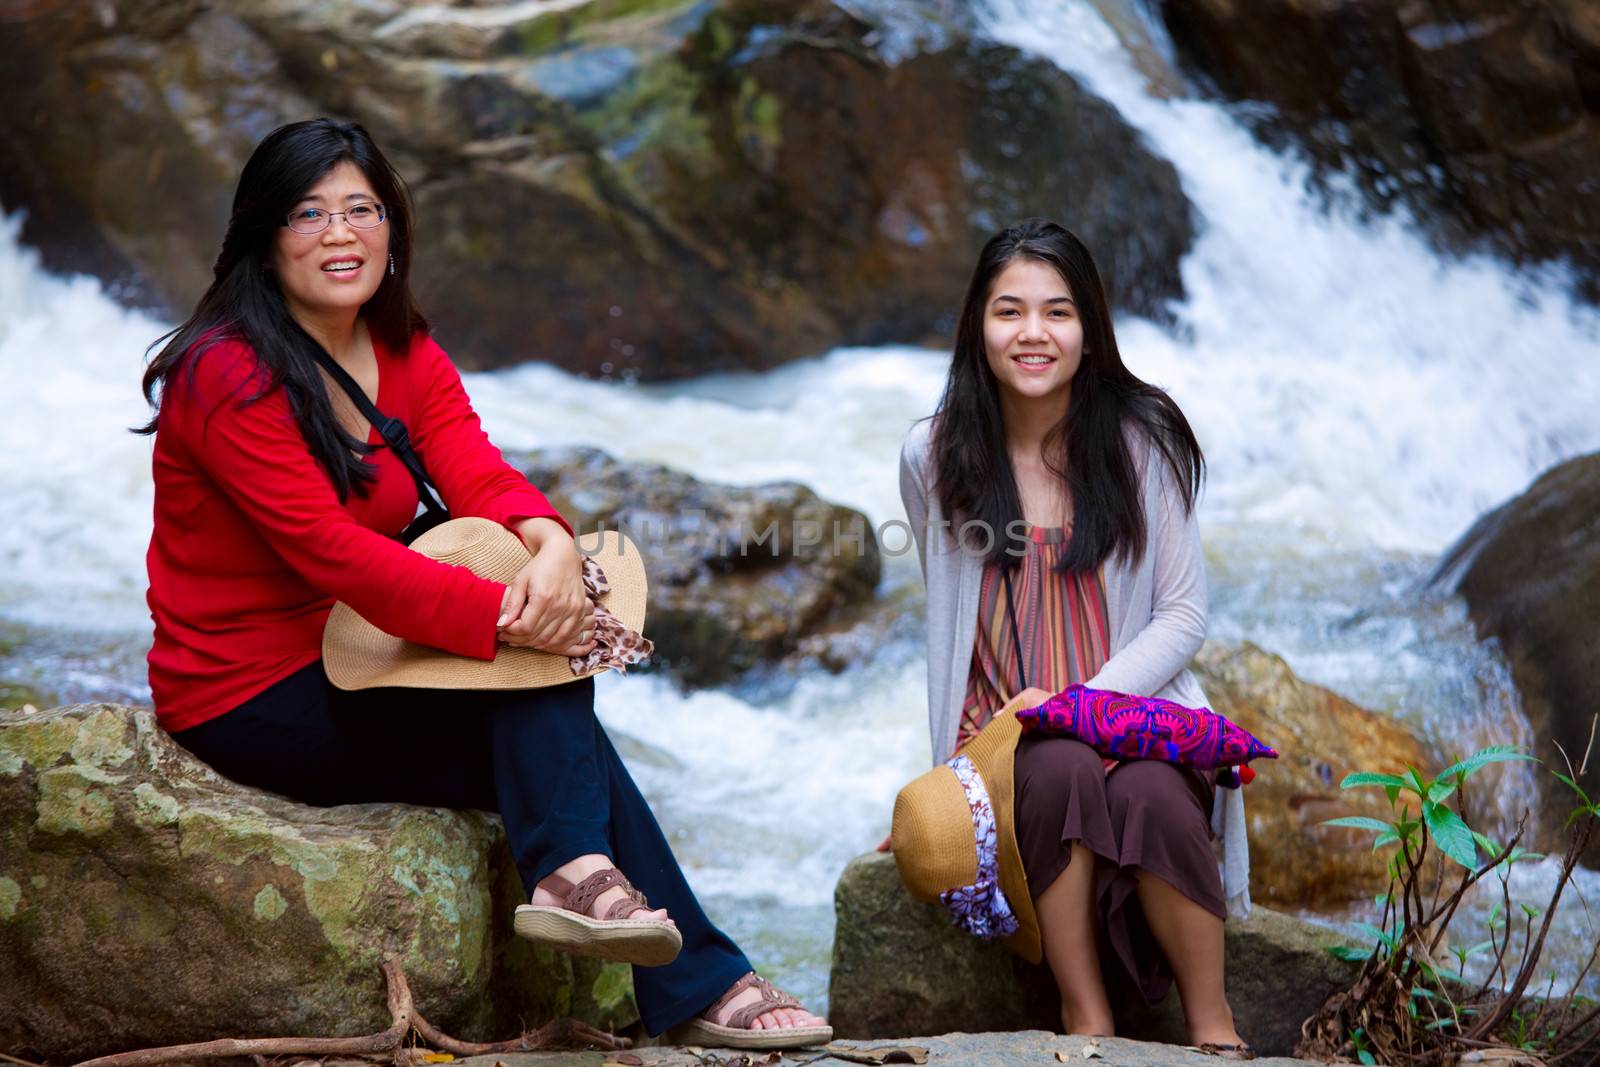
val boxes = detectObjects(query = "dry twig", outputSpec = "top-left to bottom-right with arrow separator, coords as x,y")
70,958 -> 627,1067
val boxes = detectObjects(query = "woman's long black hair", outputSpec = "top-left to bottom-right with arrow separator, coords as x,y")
136,118 -> 428,501
931,218 -> 1204,571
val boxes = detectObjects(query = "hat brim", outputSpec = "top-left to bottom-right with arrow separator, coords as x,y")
890,693 -> 1041,964
955,698 -> 1041,964
323,521 -> 647,691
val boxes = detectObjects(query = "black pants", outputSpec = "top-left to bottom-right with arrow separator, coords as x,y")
172,662 -> 751,1034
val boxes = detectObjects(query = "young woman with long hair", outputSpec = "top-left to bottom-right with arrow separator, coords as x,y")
139,117 -> 827,1048
899,218 -> 1251,1056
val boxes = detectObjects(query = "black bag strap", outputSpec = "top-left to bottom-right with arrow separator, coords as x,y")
1002,566 -> 1028,693
310,348 -> 447,521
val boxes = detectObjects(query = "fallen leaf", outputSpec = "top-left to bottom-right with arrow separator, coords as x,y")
420,1055 -> 454,1064
1056,1054 -> 1070,1063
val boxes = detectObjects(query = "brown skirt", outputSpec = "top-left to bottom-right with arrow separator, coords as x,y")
1013,736 -> 1224,1005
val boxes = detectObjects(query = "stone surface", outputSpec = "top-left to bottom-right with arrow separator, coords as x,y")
828,851 -> 1360,1057
0,703 -> 636,1062
517,446 -> 881,687
0,0 -> 1194,380
1158,0 -> 1600,296
1191,641 -> 1440,909
1432,450 -> 1600,866
328,1036 -> 1327,1065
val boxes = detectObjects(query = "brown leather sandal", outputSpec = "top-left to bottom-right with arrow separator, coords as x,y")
675,971 -> 833,1050
513,868 -> 682,967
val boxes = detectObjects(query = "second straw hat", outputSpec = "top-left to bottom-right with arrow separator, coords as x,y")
891,700 -> 1040,963
323,517 -> 646,691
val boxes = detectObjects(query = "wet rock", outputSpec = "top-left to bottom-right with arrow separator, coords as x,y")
1433,450 -> 1600,866
0,703 -> 636,1062
515,446 -> 881,687
1157,0 -> 1600,296
1192,642 -> 1440,909
0,0 -> 1194,379
828,850 -> 1359,1057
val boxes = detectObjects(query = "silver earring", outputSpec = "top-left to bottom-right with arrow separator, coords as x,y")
388,253 -> 395,276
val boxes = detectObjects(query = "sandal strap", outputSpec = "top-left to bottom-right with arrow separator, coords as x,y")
704,972 -> 803,1031
554,869 -> 651,921
701,971 -> 760,1021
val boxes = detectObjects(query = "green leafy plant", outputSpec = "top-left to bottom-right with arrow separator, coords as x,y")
1296,725 -> 1600,1067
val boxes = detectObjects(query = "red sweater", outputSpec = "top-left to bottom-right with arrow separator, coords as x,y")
146,331 -> 569,732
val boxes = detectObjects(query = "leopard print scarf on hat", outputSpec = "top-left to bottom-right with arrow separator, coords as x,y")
568,557 -> 653,675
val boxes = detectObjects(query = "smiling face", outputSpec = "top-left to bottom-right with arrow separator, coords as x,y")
982,256 -> 1085,413
270,160 -> 389,330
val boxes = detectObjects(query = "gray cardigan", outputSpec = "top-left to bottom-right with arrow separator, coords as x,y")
898,418 -> 1252,916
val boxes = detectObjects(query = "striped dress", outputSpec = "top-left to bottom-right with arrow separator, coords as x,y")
958,524 -> 1111,749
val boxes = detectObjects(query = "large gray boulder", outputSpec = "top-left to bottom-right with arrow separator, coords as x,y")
1433,450 -> 1600,865
0,703 -> 637,1062
829,851 -> 1360,1058
0,0 -> 1194,380
516,446 -> 881,687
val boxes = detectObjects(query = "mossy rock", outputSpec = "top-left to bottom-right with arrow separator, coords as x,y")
1,0 -> 1193,380
0,703 -> 636,1061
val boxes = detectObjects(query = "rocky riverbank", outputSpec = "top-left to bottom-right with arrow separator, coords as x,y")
0,0 -> 1194,380
0,702 -> 1342,1064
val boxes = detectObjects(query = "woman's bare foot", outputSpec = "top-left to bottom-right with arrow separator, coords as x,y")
530,853 -> 674,927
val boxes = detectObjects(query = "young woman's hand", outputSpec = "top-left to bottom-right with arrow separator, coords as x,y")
496,519 -> 597,657
1011,686 -> 1055,710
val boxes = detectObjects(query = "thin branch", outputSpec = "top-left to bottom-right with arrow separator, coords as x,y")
1469,820 -> 1591,1042
409,1011 -> 621,1056
1422,816 -> 1526,930
70,959 -> 626,1067
0,1054 -> 50,1067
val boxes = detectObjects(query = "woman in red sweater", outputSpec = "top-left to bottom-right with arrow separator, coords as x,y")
139,118 -> 827,1049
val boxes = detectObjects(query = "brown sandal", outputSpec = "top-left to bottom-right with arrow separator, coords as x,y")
675,972 -> 833,1050
513,868 -> 682,967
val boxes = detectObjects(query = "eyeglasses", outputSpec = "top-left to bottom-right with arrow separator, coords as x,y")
284,202 -> 387,235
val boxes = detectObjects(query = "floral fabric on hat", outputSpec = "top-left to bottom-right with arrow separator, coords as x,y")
939,754 -> 1020,940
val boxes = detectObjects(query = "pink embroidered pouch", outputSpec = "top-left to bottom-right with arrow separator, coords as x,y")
1016,684 -> 1278,770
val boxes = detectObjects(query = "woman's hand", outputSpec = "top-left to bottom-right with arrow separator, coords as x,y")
1011,686 -> 1055,710
496,519 -> 596,657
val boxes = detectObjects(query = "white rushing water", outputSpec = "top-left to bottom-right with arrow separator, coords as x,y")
4,0 -> 1600,1006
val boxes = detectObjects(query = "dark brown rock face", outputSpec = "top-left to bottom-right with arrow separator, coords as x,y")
0,0 -> 1194,380
1158,0 -> 1600,295
516,446 -> 881,687
1434,451 -> 1600,865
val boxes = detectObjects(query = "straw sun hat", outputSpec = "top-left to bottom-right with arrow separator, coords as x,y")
891,695 -> 1041,963
323,517 -> 647,691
